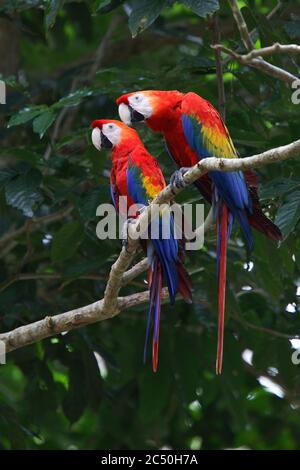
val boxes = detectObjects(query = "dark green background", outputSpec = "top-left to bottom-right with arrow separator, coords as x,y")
0,0 -> 300,450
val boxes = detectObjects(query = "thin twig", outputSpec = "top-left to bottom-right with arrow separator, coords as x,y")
228,0 -> 254,51
225,0 -> 299,86
43,15 -> 122,159
0,204 -> 73,248
233,312 -> 299,340
240,43 -> 300,60
59,15 -> 122,139
0,262 -> 148,294
212,44 -> 299,86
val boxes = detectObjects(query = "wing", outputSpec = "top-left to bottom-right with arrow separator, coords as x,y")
181,92 -> 250,211
126,148 -> 180,300
181,92 -> 237,160
110,168 -> 119,210
126,148 -> 165,206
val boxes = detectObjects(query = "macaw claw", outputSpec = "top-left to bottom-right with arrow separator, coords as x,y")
121,217 -> 135,249
170,167 -> 190,189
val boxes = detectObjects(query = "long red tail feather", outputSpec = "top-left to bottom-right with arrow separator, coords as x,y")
216,203 -> 228,375
152,265 -> 162,372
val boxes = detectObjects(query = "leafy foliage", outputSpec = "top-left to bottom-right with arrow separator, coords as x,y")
0,0 -> 300,451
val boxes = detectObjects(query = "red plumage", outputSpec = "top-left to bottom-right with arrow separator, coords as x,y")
91,119 -> 192,371
116,90 -> 282,374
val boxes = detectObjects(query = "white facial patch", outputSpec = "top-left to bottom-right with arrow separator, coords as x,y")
102,123 -> 121,146
128,94 -> 152,119
118,103 -> 132,125
92,127 -> 101,151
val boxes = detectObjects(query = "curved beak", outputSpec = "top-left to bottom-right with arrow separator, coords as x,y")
118,103 -> 145,126
91,127 -> 113,150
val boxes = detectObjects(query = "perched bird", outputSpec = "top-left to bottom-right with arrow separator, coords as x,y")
116,90 -> 282,374
91,119 -> 192,372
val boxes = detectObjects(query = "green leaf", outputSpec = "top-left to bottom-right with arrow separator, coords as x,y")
78,189 -> 106,221
181,0 -> 219,17
45,0 -> 64,30
259,178 -> 300,200
275,191 -> 300,239
4,168 -> 42,217
0,168 -> 17,188
51,221 -> 84,263
284,18 -> 300,39
33,111 -> 56,138
128,0 -> 167,37
63,258 -> 106,279
7,106 -> 47,128
53,88 -> 94,109
94,0 -> 124,14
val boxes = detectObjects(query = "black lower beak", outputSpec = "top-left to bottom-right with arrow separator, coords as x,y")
129,106 -> 145,123
100,130 -> 113,149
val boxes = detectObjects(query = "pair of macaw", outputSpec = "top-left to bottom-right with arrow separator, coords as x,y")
92,90 -> 282,374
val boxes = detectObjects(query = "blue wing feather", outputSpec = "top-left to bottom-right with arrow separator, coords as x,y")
110,184 -> 117,209
127,165 -> 148,205
181,113 -> 253,249
126,161 -> 179,301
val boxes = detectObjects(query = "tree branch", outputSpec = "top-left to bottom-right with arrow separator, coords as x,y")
241,43 -> 300,60
212,44 -> 299,86
1,139 -> 299,354
0,204 -> 73,248
0,260 -> 149,294
43,15 -> 122,160
0,288 -> 169,353
226,0 -> 299,86
228,0 -> 254,51
234,312 -> 299,340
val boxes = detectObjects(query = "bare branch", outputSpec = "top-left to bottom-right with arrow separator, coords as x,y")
44,15 -> 122,159
241,43 -> 300,60
212,44 -> 299,86
0,260 -> 148,294
102,246 -> 139,314
1,139 -> 299,353
228,0 -> 254,51
233,311 -> 299,340
0,288 -> 170,353
226,1 -> 299,86
122,258 -> 148,284
0,204 -> 73,248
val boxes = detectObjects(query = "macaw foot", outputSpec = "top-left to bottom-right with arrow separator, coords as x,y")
121,217 -> 135,249
137,205 -> 147,216
121,206 -> 147,248
170,167 -> 190,189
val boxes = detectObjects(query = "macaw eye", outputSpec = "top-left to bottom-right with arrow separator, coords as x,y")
108,124 -> 114,129
134,95 -> 141,101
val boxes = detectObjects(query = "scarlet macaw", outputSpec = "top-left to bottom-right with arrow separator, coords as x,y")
116,90 -> 282,374
91,119 -> 192,372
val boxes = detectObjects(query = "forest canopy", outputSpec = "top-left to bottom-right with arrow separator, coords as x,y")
0,0 -> 300,450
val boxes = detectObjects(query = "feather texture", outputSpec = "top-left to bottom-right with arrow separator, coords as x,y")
97,120 -> 192,371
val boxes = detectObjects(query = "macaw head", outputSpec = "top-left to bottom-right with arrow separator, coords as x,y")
116,90 -> 183,131
91,119 -> 139,151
